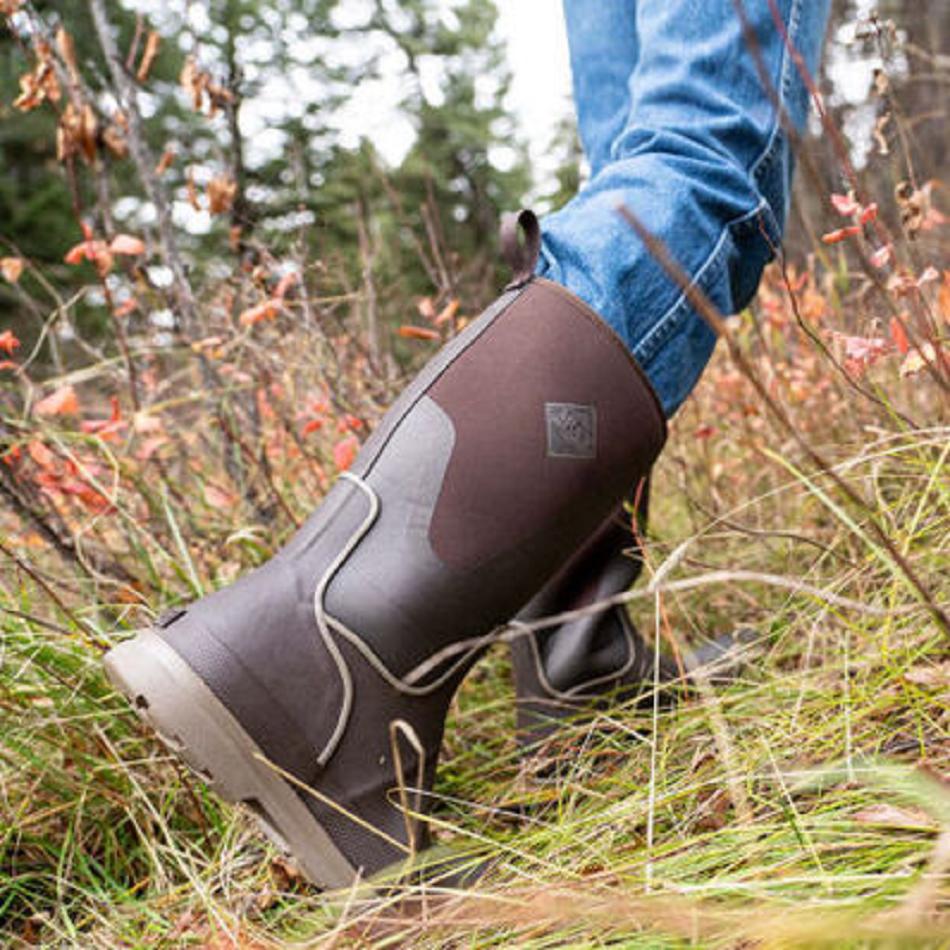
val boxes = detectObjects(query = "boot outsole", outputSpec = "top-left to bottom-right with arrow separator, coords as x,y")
104,628 -> 358,890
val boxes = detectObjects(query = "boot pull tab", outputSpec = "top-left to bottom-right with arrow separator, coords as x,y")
501,208 -> 541,290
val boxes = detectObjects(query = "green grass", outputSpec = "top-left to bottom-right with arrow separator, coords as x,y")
3,399 -> 948,948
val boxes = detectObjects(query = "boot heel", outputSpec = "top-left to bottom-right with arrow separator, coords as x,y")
104,629 -> 357,889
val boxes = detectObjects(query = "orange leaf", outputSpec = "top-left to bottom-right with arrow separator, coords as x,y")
27,439 -> 56,469
109,234 -> 146,256
113,298 -> 139,318
333,435 -> 360,471
80,395 -> 125,441
1,257 -> 24,283
207,175 -> 237,215
136,30 -> 161,83
434,299 -> 460,326
821,225 -> 862,245
398,325 -> 440,341
239,299 -> 282,326
0,329 -> 21,355
830,193 -> 859,217
940,271 -> 950,325
155,148 -> 176,176
888,315 -> 910,355
64,237 -> 109,265
273,271 -> 299,300
859,202 -> 878,225
35,384 -> 79,417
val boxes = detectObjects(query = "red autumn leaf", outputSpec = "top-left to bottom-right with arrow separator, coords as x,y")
155,148 -> 176,177
333,435 -> 360,471
27,439 -> 56,469
859,202 -> 878,225
398,325 -> 440,341
336,413 -> 364,434
301,418 -> 324,437
940,272 -> 950,325
113,298 -> 139,318
134,435 -> 168,462
830,193 -> 860,217
832,332 -> 891,378
80,395 -> 125,441
34,384 -> 79,416
0,360 -> 18,371
109,234 -> 146,256
0,329 -> 21,355
889,315 -> 910,355
821,225 -> 862,245
239,299 -> 282,326
64,238 -> 108,265
869,244 -> 893,269
273,271 -> 299,300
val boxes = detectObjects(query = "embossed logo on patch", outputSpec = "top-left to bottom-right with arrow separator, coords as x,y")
545,402 -> 597,459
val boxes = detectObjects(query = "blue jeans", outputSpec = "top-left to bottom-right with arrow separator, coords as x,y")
538,0 -> 831,417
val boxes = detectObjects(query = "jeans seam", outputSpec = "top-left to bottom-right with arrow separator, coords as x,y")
750,0 -> 801,187
632,198 -> 768,367
634,0 -> 801,370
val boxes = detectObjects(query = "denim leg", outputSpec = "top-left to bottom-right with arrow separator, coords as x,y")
540,0 -> 831,417
561,1 -> 640,178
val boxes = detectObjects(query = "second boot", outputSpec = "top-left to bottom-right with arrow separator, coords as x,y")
509,484 -> 679,754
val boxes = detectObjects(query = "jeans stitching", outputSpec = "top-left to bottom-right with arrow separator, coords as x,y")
633,0 -> 800,374
632,198 -> 768,367
750,0 -> 801,186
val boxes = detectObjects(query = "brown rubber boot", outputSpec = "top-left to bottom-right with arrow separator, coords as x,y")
103,210 -> 666,889
509,485 -> 678,755
509,486 -> 755,757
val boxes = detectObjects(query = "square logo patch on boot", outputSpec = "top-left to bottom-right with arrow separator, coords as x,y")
545,403 -> 597,459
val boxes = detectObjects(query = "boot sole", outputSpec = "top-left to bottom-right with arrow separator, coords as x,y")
104,628 -> 359,890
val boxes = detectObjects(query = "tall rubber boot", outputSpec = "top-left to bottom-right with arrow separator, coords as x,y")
103,210 -> 666,888
510,485 -> 755,757
509,484 -> 679,754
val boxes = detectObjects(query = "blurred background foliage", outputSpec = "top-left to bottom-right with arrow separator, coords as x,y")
1,0 -> 946,359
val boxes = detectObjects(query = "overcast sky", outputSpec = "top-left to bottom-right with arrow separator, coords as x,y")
496,1 -> 574,188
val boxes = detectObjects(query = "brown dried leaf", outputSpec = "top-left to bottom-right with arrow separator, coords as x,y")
136,30 -> 161,83
852,804 -> 936,830
903,662 -> 950,689
0,257 -> 24,284
180,57 -> 205,110
899,342 -> 937,377
207,175 -> 237,215
102,124 -> 128,158
55,26 -> 79,81
154,147 -> 175,176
